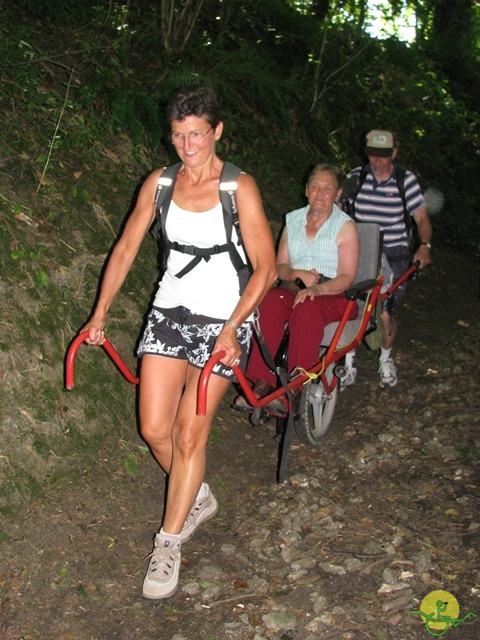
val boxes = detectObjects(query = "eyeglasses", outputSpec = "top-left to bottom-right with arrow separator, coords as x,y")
168,127 -> 212,145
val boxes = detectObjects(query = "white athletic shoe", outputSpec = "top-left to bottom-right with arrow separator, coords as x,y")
378,357 -> 398,388
181,484 -> 219,543
340,365 -> 357,391
142,532 -> 181,600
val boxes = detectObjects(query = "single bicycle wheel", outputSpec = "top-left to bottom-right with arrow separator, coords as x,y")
294,364 -> 338,446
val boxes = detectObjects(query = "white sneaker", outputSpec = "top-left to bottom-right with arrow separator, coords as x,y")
142,532 -> 181,600
378,357 -> 397,388
181,484 -> 219,543
340,365 -> 357,391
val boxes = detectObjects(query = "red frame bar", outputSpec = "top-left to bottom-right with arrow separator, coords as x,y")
382,262 -> 419,302
65,330 -> 139,389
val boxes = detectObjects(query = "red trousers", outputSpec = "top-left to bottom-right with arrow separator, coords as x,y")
246,286 -> 357,387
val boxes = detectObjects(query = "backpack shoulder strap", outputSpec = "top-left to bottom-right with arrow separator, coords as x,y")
219,161 -> 252,294
219,161 -> 242,241
395,165 -> 410,232
358,167 -> 369,197
152,163 -> 182,238
346,166 -> 369,221
219,160 -> 242,187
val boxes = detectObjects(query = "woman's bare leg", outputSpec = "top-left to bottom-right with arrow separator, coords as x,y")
139,355 -> 187,474
139,355 -> 230,534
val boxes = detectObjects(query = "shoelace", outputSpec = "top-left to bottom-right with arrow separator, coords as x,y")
183,511 -> 196,527
185,500 -> 203,524
146,545 -> 179,576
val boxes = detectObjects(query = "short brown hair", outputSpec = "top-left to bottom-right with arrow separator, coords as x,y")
166,85 -> 222,129
307,164 -> 342,188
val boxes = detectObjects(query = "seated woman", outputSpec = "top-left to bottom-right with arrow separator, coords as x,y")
237,163 -> 360,416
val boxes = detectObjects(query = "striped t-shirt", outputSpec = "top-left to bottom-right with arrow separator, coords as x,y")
286,204 -> 352,279
348,163 -> 425,249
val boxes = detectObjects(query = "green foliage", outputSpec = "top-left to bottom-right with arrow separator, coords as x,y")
2,0 -> 476,247
124,452 -> 138,477
17,0 -> 104,26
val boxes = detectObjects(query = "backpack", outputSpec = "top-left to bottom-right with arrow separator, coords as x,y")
343,165 -> 415,249
151,161 -> 252,295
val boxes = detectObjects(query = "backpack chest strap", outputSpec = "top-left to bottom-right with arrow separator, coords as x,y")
168,240 -> 232,279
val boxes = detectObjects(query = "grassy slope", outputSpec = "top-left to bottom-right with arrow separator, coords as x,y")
0,79 -> 168,508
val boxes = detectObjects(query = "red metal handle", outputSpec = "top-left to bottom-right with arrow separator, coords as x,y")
196,350 -> 289,416
197,351 -> 225,415
382,261 -> 420,301
65,330 -> 139,389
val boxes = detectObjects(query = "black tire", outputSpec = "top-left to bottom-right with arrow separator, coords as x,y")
294,364 -> 338,446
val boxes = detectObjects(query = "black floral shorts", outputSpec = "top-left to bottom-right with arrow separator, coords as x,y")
137,306 -> 252,380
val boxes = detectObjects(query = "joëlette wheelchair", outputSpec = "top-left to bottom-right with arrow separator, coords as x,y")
197,223 -> 419,482
65,223 -> 419,483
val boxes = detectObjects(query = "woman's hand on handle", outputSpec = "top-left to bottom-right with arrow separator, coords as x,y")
213,323 -> 242,368
81,317 -> 106,346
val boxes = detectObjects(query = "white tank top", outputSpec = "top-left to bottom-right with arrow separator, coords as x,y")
153,200 -> 246,319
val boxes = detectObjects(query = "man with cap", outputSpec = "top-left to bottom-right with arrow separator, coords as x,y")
344,130 -> 432,388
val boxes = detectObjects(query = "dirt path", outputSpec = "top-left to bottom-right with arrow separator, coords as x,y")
1,245 -> 479,640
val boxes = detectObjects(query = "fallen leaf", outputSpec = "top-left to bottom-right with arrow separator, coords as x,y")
233,579 -> 248,590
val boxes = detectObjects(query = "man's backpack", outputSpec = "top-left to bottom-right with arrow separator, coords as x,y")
342,165 -> 415,249
151,161 -> 252,295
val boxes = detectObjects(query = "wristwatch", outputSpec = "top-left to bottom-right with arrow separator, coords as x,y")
420,241 -> 432,249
